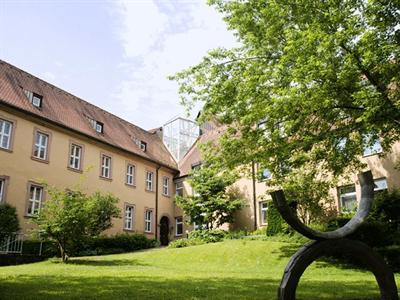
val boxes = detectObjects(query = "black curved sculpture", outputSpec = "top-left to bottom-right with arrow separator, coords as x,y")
270,171 -> 399,300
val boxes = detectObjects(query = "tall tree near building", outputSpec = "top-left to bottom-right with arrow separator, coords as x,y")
176,165 -> 244,229
171,0 -> 400,189
33,186 -> 120,262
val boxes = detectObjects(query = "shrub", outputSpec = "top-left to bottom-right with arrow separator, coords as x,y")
76,233 -> 157,256
188,229 -> 227,243
168,238 -> 204,248
22,240 -> 58,257
266,202 -> 283,236
0,203 -> 19,243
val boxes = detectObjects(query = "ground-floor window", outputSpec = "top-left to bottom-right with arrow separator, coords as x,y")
260,202 -> 268,225
145,210 -> 153,233
338,185 -> 357,211
28,184 -> 43,216
124,205 -> 134,230
374,178 -> 388,192
0,178 -> 4,202
175,217 -> 183,236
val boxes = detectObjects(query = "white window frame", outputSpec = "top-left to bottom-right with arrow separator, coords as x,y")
140,141 -> 147,152
27,185 -> 43,216
363,134 -> 382,157
144,210 -> 153,233
124,205 -> 134,230
32,94 -> 42,108
0,179 -> 4,203
146,171 -> 154,191
175,217 -> 183,236
33,131 -> 49,160
175,181 -> 183,197
374,178 -> 388,192
126,164 -> 135,186
162,177 -> 169,196
69,144 -> 82,170
101,155 -> 111,178
0,119 -> 13,150
338,185 -> 357,211
260,202 -> 268,225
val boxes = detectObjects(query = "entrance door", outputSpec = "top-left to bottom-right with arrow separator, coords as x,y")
159,216 -> 170,246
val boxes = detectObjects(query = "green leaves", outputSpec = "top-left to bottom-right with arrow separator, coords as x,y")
33,187 -> 121,261
175,165 -> 243,229
171,0 -> 400,186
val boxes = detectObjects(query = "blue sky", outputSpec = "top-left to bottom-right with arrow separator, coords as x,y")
0,0 -> 237,129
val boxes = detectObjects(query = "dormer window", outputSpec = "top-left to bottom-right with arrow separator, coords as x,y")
88,117 -> 104,134
140,141 -> 147,152
24,90 -> 43,108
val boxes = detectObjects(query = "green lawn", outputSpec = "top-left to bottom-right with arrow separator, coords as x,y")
0,239 -> 399,299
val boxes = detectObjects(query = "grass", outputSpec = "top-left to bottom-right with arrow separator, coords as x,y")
0,239 -> 399,299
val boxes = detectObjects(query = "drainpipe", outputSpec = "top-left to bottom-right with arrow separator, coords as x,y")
155,165 -> 161,241
251,161 -> 257,230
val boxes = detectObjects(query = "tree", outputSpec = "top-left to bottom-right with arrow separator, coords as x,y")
0,203 -> 20,243
33,187 -> 121,261
175,165 -> 244,229
171,0 -> 400,187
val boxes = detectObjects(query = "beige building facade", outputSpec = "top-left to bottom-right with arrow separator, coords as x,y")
1,59 -> 399,244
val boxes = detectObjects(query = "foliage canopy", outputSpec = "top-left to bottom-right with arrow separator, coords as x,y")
171,0 -> 400,184
33,187 -> 121,261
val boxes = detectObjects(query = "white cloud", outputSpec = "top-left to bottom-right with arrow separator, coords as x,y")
111,0 -> 238,130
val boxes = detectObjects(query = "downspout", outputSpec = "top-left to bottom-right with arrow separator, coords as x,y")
155,165 -> 161,241
251,161 -> 257,230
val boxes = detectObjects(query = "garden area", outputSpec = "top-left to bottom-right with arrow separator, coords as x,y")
1,238 -> 399,300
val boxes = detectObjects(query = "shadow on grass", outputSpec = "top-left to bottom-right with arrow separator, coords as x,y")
64,259 -> 149,267
0,274 -> 386,300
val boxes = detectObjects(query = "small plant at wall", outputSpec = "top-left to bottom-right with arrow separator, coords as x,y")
0,203 -> 20,243
175,165 -> 244,230
33,186 -> 121,262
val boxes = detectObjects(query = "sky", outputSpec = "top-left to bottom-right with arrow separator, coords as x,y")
0,0 -> 237,130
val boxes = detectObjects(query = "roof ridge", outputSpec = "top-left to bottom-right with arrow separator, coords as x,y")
0,59 -> 153,136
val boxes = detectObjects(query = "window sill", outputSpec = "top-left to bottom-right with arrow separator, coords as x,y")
145,189 -> 155,194
99,176 -> 112,182
362,151 -> 383,158
0,147 -> 13,153
24,214 -> 38,219
67,167 -> 83,174
162,194 -> 171,198
125,183 -> 136,188
123,228 -> 135,232
175,234 -> 183,237
31,156 -> 49,164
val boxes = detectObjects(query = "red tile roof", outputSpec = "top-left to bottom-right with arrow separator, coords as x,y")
0,60 -> 178,171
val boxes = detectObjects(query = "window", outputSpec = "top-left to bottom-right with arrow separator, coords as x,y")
33,131 -> 49,160
144,210 -> 153,233
27,185 -> 43,216
101,155 -> 111,178
124,205 -> 134,230
175,181 -> 183,197
0,119 -> 13,150
258,164 -> 272,181
363,134 -> 382,156
374,178 -> 388,192
0,179 -> 4,202
338,185 -> 357,211
175,217 -> 183,236
146,171 -> 154,191
24,90 -> 43,108
69,144 -> 82,170
88,118 -> 104,133
163,177 -> 170,196
126,164 -> 135,186
260,202 -> 268,225
140,141 -> 147,152
95,122 -> 104,134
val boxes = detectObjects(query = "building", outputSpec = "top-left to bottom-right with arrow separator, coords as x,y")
1,59 -> 399,244
0,60 -> 181,245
